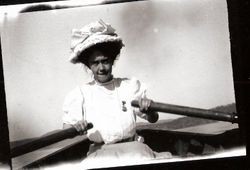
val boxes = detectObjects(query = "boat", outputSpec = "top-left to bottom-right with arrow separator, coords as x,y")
10,100 -> 245,169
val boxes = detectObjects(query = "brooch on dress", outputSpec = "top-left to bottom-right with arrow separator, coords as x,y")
122,101 -> 127,112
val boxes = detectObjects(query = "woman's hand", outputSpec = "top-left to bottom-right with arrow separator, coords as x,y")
73,120 -> 88,135
138,97 -> 152,112
138,97 -> 159,123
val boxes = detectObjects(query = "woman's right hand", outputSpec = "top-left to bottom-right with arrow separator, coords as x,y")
73,120 -> 88,135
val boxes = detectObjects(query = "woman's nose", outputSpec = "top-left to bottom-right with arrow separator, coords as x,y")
98,63 -> 105,71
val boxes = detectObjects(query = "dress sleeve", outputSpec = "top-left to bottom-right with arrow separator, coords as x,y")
62,87 -> 84,125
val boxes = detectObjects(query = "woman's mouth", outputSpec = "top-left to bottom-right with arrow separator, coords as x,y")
97,73 -> 107,77
97,71 -> 108,76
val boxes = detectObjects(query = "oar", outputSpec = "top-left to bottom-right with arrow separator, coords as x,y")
11,123 -> 93,158
131,100 -> 238,123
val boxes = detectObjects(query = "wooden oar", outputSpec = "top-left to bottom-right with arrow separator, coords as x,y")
11,123 -> 93,158
131,100 -> 238,123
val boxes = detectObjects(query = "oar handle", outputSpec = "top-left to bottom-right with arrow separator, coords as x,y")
86,123 -> 94,130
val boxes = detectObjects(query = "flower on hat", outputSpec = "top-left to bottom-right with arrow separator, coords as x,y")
69,19 -> 124,64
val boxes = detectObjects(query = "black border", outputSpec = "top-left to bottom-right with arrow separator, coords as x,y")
0,40 -> 11,168
0,0 -> 64,6
227,0 -> 249,166
0,0 -> 249,169
106,156 -> 246,170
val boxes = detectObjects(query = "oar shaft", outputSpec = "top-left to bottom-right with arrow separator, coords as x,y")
11,123 -> 93,158
131,100 -> 238,123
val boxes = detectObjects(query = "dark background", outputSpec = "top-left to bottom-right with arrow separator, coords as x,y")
0,0 -> 249,169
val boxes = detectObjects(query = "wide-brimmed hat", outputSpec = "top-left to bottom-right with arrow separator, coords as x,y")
69,20 -> 124,64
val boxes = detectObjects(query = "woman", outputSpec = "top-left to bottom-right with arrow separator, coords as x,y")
62,20 -> 165,167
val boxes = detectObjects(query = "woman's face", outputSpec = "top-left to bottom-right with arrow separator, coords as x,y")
88,50 -> 113,83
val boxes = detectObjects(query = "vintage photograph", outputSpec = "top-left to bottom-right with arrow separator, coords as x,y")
0,0 -> 246,169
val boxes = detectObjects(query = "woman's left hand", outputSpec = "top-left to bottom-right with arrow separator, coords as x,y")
138,97 -> 152,113
138,97 -> 159,123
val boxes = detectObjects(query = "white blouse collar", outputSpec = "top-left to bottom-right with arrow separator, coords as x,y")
94,76 -> 115,86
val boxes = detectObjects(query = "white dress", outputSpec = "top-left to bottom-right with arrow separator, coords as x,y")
63,77 -> 148,144
62,77 -> 170,168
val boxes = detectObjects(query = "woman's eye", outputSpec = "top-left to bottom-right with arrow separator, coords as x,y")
103,60 -> 109,64
90,62 -> 98,66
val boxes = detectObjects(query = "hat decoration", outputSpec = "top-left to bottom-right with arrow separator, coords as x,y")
69,19 -> 123,64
